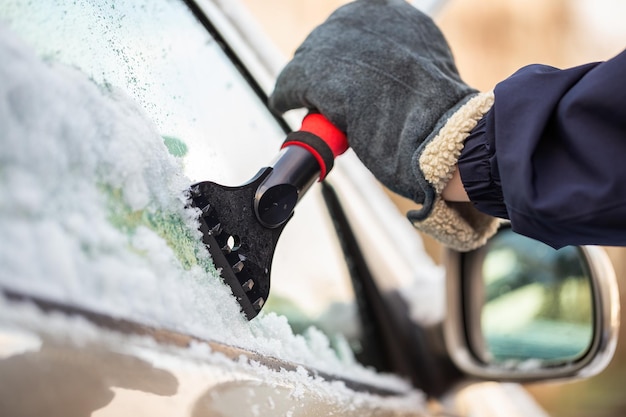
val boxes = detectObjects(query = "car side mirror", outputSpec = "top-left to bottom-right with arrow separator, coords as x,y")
444,225 -> 619,382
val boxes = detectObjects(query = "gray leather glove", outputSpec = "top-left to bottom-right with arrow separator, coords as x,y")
269,0 -> 498,251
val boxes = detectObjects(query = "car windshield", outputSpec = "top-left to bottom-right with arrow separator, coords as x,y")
0,0 -> 373,382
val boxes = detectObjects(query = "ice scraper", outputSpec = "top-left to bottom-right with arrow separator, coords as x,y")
188,114 -> 348,319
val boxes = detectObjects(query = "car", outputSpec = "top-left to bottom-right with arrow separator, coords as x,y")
0,0 -> 619,416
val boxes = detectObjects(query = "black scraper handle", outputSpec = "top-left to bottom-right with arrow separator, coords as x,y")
254,113 -> 348,228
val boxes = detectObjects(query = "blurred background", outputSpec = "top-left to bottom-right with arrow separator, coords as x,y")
240,0 -> 626,416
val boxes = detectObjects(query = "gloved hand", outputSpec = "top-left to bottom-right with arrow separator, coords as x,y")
269,0 -> 499,251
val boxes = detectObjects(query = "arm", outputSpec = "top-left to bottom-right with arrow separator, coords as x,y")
270,0 -> 499,252
270,0 -> 625,250
457,49 -> 626,248
442,166 -> 469,202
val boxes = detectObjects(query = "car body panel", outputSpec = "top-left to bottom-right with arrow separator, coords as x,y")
0,295 -> 424,417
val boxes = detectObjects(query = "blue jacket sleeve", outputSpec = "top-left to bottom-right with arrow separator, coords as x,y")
457,49 -> 626,248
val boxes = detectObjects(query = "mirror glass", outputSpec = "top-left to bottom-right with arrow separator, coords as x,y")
475,229 -> 593,366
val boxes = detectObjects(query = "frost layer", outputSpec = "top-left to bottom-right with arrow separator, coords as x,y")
0,25 -> 413,392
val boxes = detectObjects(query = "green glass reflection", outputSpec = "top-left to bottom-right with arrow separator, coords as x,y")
481,229 -> 593,365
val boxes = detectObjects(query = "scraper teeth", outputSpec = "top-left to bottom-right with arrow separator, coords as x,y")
209,222 -> 222,236
189,185 -> 201,196
200,203 -> 212,215
231,260 -> 244,273
242,279 -> 254,292
252,298 -> 265,310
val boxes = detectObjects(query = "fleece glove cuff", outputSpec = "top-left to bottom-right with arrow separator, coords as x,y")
410,91 -> 500,251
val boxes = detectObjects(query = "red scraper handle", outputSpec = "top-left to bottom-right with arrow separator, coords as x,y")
254,114 -> 349,228
281,113 -> 349,181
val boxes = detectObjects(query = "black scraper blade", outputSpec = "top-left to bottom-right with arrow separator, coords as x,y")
189,168 -> 288,320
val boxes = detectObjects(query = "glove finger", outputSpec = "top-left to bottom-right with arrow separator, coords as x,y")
269,57 -> 349,133
269,60 -> 313,114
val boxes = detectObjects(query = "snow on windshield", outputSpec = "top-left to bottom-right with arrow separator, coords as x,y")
0,25 -> 412,393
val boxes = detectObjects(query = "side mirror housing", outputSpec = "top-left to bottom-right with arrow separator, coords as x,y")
444,226 -> 619,382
